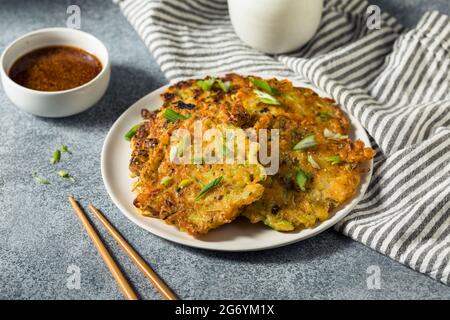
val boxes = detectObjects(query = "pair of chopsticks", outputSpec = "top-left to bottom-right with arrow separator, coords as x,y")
68,196 -> 177,300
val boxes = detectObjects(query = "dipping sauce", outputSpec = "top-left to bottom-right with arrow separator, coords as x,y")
8,46 -> 102,92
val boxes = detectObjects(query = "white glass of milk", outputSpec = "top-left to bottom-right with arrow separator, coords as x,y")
228,0 -> 323,54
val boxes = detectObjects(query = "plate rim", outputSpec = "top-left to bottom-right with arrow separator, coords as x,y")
101,74 -> 373,252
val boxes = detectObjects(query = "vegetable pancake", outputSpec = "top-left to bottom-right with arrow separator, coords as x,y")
129,76 -> 265,236
128,74 -> 374,236
230,74 -> 375,231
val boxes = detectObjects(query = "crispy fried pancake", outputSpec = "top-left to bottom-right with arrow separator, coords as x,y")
130,77 -> 265,236
232,74 -> 375,230
129,74 -> 374,236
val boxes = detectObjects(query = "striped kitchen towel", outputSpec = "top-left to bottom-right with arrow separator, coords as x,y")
118,0 -> 450,285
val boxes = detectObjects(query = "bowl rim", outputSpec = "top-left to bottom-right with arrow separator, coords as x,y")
0,27 -> 110,95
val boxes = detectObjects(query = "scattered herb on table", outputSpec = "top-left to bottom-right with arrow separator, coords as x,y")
61,144 -> 72,154
32,173 -> 50,185
57,170 -> 75,182
50,149 -> 61,164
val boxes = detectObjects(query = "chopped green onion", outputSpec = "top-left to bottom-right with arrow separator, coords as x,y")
57,170 -> 69,178
323,128 -> 348,140
249,77 -> 275,95
217,79 -> 232,93
176,137 -> 188,157
32,173 -> 50,185
61,144 -> 72,154
124,124 -> 141,141
160,176 -> 173,187
195,176 -> 223,200
50,149 -> 61,164
293,135 -> 317,151
327,155 -> 342,165
179,178 -> 193,188
176,178 -> 193,192
58,170 -> 75,182
196,78 -> 216,91
295,169 -> 309,192
163,109 -> 191,123
308,155 -> 320,169
254,89 -> 280,105
317,112 -> 332,121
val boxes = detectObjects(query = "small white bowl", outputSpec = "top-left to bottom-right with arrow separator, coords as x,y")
0,27 -> 110,118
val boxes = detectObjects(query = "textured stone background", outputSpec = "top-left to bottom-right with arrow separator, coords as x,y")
0,0 -> 449,299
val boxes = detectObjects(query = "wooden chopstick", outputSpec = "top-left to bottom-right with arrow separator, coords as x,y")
68,197 -> 139,300
88,203 -> 178,300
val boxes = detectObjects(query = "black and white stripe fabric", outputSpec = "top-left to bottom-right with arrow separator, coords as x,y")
118,0 -> 450,285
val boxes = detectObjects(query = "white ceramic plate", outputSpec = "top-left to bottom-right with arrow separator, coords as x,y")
101,75 -> 373,251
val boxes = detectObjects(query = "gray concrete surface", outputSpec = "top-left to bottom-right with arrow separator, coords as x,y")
0,0 -> 449,300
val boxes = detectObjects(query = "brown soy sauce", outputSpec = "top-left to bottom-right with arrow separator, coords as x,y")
9,46 -> 102,92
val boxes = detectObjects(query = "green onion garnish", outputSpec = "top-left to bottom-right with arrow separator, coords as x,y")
57,170 -> 69,177
327,155 -> 342,165
32,173 -> 50,185
293,135 -> 317,151
57,170 -> 75,182
163,109 -> 191,123
323,128 -> 348,140
217,79 -> 232,93
249,77 -> 275,95
176,178 -> 193,192
317,112 -> 332,121
160,176 -> 173,187
254,89 -> 280,105
50,149 -> 61,164
196,78 -> 216,91
295,169 -> 309,192
195,176 -> 223,200
176,137 -> 188,157
308,155 -> 320,169
61,144 -> 72,154
124,124 -> 141,141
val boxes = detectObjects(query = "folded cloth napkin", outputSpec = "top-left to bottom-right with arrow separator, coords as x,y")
118,0 -> 450,285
